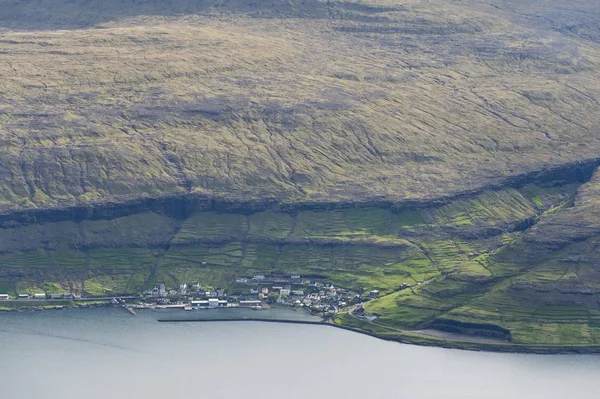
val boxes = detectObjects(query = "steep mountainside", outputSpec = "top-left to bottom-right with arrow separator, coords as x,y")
1,0 -> 600,347
1,0 -> 600,211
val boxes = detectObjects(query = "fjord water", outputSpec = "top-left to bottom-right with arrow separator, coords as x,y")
1,308 -> 599,399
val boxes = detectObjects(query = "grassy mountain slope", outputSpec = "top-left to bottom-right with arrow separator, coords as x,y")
1,0 -> 600,211
2,165 -> 600,345
2,0 -> 600,346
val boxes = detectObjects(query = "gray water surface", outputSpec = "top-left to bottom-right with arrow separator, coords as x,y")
1,308 -> 599,398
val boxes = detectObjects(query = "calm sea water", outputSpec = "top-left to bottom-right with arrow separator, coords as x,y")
1,308 -> 599,399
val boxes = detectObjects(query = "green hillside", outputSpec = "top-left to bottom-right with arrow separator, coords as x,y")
1,0 -> 600,348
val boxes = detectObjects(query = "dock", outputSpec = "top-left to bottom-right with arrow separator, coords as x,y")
154,304 -> 186,309
123,306 -> 137,316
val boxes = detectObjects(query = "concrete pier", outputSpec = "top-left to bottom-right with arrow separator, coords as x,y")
123,306 -> 136,316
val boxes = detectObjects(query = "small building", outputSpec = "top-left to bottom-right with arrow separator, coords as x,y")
158,284 -> 167,297
369,290 -> 380,298
291,275 -> 301,280
292,290 -> 304,296
250,288 -> 259,295
272,286 -> 283,292
191,300 -> 209,308
18,294 -> 30,299
33,293 -> 47,300
309,293 -> 321,302
239,300 -> 262,307
216,288 -> 225,297
236,278 -> 248,284
280,289 -> 291,296
218,300 -> 228,307
0,294 -> 10,300
208,298 -> 219,308
261,287 -> 269,295
253,275 -> 265,281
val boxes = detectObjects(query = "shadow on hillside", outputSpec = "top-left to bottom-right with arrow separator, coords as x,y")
0,0 -> 400,30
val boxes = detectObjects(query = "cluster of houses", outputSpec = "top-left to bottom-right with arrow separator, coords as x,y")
136,273 -> 372,315
232,274 -> 368,313
145,283 -> 226,299
142,282 -> 230,307
235,274 -> 305,285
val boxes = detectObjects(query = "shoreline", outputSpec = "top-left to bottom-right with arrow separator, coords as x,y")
157,317 -> 600,355
4,303 -> 600,355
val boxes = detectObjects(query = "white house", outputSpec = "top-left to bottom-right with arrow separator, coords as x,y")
208,298 -> 219,308
33,293 -> 46,299
280,289 -> 291,296
0,294 -> 10,300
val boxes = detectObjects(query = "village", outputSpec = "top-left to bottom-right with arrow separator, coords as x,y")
0,273 -> 391,317
137,273 -> 385,316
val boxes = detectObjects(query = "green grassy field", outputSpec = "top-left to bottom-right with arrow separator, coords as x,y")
2,176 -> 599,345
